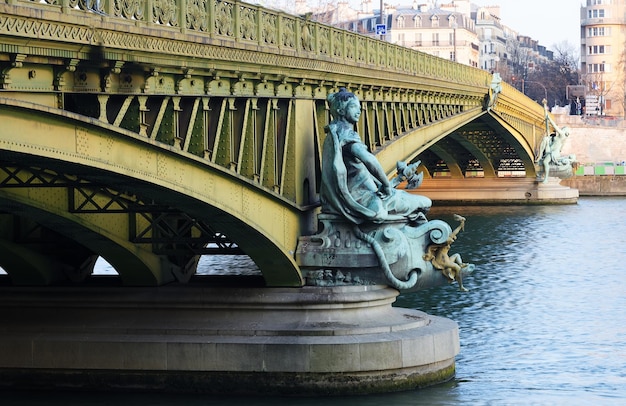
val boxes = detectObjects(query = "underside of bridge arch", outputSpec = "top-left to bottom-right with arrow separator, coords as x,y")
0,154 -> 303,287
0,105 -> 305,287
0,197 -> 171,286
415,113 -> 537,179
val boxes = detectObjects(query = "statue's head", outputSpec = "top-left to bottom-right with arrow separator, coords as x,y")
562,126 -> 571,137
328,88 -> 358,118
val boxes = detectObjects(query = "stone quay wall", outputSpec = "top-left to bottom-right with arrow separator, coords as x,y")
554,114 -> 626,195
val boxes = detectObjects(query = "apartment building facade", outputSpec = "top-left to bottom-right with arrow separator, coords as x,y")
332,1 -> 480,67
581,0 -> 626,116
381,1 -> 480,67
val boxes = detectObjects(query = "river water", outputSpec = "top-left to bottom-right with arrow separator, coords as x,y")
4,197 -> 626,405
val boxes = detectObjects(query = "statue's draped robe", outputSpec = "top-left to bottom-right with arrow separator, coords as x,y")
320,122 -> 431,224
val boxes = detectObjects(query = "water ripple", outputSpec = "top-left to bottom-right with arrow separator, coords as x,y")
398,197 -> 626,403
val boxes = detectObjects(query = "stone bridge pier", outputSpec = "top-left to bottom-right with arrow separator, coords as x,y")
0,284 -> 459,395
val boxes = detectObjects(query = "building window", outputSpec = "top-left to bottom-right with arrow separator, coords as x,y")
431,16 -> 439,28
432,33 -> 439,46
588,9 -> 606,18
414,16 -> 421,28
448,15 -> 456,28
450,51 -> 456,61
371,18 -> 377,29
589,27 -> 609,37
588,63 -> 611,73
588,45 -> 609,54
589,81 -> 609,92
415,32 -> 422,46
397,16 -> 405,28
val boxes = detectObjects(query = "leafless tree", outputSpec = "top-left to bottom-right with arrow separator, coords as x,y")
615,46 -> 626,118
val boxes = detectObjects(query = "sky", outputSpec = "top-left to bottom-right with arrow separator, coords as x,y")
470,0 -> 582,50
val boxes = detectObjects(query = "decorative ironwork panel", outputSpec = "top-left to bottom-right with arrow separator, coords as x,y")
113,0 -> 144,20
214,0 -> 234,37
260,10 -> 277,45
345,34 -> 355,60
239,3 -> 257,41
280,15 -> 296,49
187,0 -> 208,31
332,30 -> 343,58
318,26 -> 330,55
301,21 -> 314,52
153,0 -> 178,26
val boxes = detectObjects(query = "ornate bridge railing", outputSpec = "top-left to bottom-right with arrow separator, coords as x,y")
1,0 -> 484,83
490,81 -> 548,162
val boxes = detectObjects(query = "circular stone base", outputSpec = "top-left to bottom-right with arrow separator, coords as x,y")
0,285 -> 460,395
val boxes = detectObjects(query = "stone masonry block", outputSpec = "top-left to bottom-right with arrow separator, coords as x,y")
167,341 -> 217,371
310,341 -> 360,372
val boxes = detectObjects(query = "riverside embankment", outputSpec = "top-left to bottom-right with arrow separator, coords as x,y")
556,114 -> 626,195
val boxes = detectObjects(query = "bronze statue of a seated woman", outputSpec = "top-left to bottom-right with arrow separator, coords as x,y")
320,88 -> 431,224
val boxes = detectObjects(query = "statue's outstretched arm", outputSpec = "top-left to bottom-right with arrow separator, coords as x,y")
450,214 -> 465,238
545,109 -> 567,138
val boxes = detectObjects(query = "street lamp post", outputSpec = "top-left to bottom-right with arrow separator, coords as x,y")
379,0 -> 384,40
451,21 -> 457,62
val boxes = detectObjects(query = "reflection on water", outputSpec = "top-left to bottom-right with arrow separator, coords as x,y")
196,254 -> 261,276
4,197 -> 626,405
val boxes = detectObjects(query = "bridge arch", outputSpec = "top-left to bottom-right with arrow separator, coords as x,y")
401,109 -> 540,180
0,100 -> 304,286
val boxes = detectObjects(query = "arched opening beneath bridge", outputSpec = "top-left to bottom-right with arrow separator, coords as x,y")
92,255 -> 263,279
414,119 -> 531,180
93,257 -> 118,275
